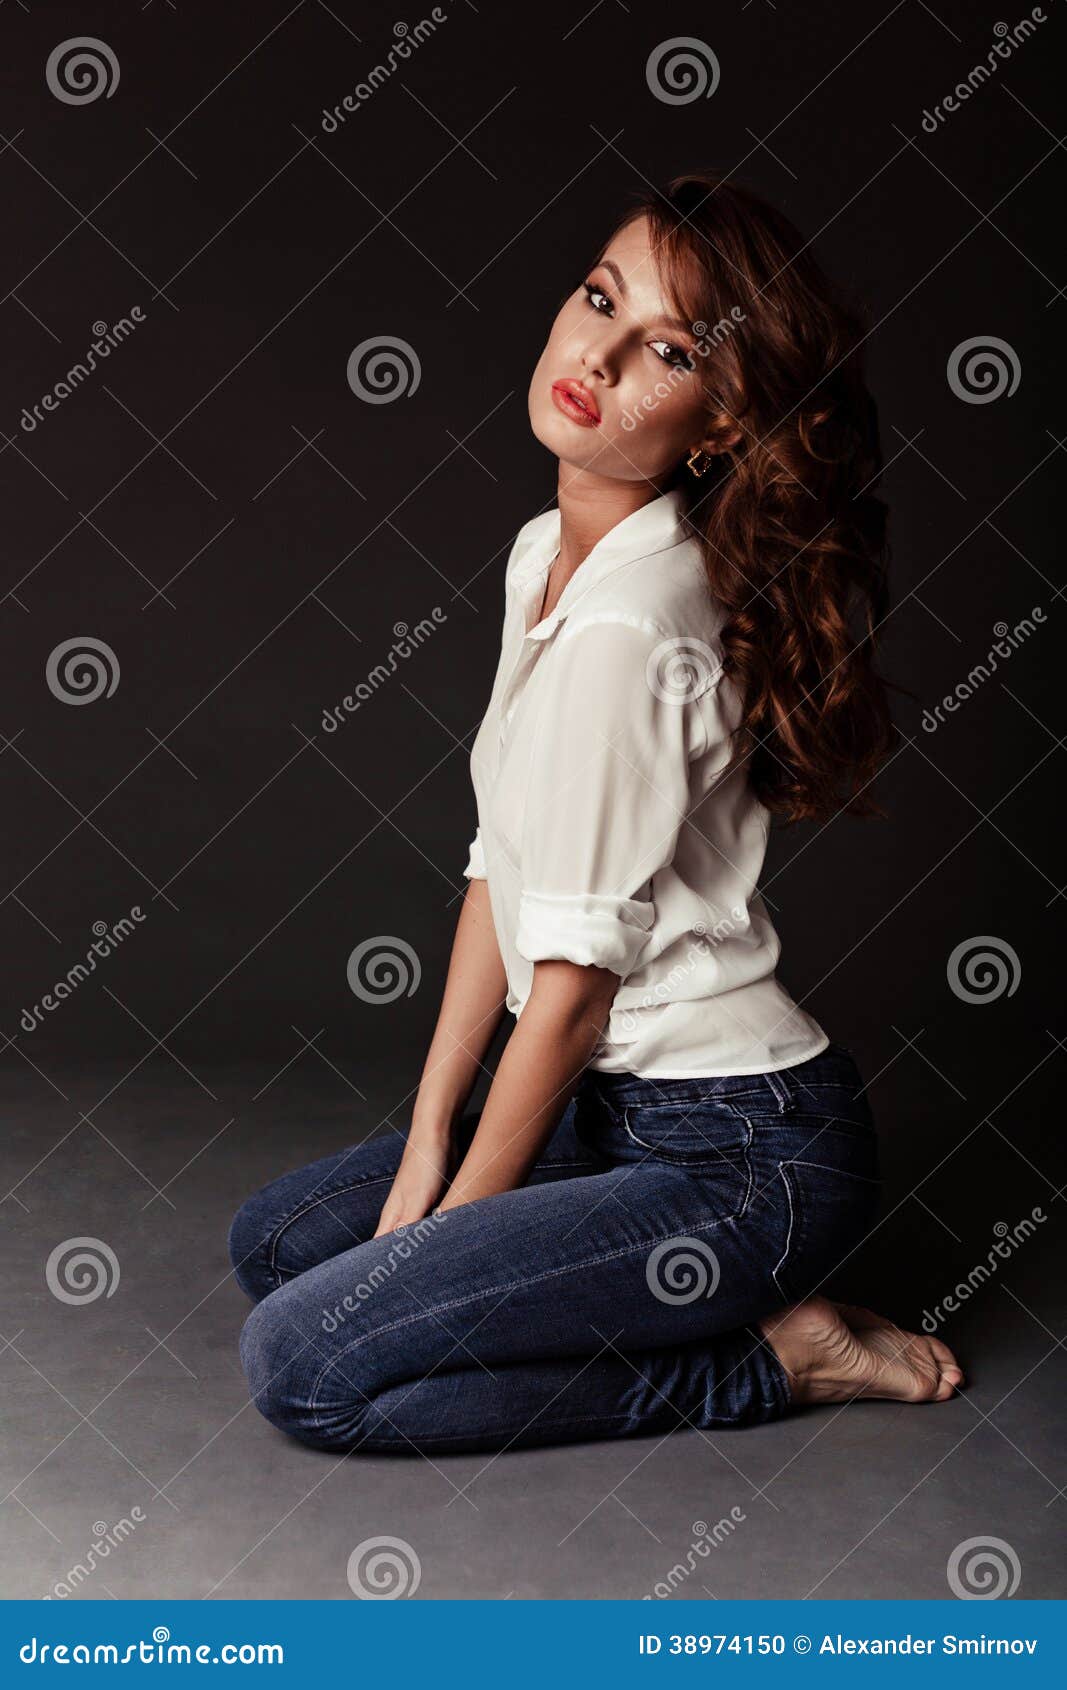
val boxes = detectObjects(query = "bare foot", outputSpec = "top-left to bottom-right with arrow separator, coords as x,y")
831,1300 -> 965,1395
757,1295 -> 965,1406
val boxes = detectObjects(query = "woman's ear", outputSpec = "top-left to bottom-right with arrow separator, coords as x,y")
699,411 -> 744,454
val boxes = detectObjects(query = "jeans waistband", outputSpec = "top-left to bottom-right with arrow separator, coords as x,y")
583,1042 -> 862,1114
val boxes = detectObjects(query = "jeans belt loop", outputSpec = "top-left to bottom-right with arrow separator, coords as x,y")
765,1068 -> 794,1113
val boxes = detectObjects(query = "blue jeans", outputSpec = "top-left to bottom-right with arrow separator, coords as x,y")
229,1041 -> 880,1453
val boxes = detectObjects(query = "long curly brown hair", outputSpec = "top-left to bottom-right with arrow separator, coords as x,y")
610,172 -> 898,825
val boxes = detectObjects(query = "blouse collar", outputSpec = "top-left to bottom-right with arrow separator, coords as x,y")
509,484 -> 695,642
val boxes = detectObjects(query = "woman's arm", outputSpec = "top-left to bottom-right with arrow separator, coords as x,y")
373,877 -> 510,1235
435,959 -> 618,1212
433,619 -> 700,1213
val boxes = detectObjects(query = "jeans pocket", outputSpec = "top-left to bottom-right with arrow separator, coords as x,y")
618,1102 -> 755,1214
772,1157 -> 881,1304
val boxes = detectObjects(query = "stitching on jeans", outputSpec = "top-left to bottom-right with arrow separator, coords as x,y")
261,1158 -> 596,1289
349,1392 -> 785,1449
786,1156 -> 880,1184
305,1200 -> 747,1418
619,1112 -> 754,1214
265,1174 -> 397,1287
772,1163 -> 797,1303
353,1406 -> 669,1446
764,1068 -> 792,1112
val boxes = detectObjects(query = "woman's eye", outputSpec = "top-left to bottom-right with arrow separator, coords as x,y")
649,338 -> 695,371
582,281 -> 613,314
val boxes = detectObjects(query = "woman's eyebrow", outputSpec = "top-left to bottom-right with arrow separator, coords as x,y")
598,257 -> 693,337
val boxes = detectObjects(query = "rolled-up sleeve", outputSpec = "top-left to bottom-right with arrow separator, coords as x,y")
515,619 -> 696,977
462,825 -> 487,881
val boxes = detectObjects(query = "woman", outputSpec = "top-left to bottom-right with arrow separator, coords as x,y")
229,172 -> 964,1454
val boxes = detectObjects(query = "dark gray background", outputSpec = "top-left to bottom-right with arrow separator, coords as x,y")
0,0 -> 1063,1601
4,0 -> 1062,1176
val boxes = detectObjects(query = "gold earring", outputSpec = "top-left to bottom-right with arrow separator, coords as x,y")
686,445 -> 714,478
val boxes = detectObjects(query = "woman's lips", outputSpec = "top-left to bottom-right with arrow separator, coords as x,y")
551,379 -> 601,427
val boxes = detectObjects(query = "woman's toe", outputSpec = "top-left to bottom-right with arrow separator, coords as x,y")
928,1334 -> 965,1387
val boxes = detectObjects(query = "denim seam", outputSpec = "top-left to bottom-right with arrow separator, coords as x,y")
306,1205 -> 748,1420
787,1156 -> 880,1184
771,1163 -> 797,1304
606,1085 -> 785,1108
619,1111 -> 755,1213
742,1324 -> 795,1409
764,1068 -> 792,1111
363,1409 -> 648,1442
349,1397 -> 782,1449
261,1158 -> 600,1290
265,1174 -> 397,1287
726,1104 -> 874,1153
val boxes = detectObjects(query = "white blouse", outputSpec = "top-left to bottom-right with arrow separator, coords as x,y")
462,485 -> 830,1077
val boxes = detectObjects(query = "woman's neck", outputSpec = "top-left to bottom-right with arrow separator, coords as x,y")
554,473 -> 668,572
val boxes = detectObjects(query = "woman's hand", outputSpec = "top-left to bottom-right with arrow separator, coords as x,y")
373,1126 -> 455,1238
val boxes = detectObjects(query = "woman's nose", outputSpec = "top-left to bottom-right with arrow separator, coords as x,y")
579,329 -> 618,384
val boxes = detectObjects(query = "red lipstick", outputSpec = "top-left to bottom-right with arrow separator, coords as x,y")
551,378 -> 601,427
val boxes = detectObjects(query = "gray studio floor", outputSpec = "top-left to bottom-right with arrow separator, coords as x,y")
3,1056 -> 1063,1602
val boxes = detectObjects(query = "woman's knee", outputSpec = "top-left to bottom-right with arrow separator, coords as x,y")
238,1292 -> 373,1451
227,1189 -> 283,1303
